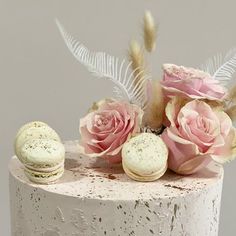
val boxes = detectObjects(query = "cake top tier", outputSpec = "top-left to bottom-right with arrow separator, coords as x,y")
9,140 -> 223,201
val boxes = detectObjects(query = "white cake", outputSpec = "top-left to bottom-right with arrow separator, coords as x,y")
9,141 -> 223,236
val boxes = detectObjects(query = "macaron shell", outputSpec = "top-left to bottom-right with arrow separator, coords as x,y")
15,126 -> 61,160
122,133 -> 168,176
15,121 -> 48,139
123,161 -> 167,182
14,121 -> 48,155
20,139 -> 65,166
24,165 -> 64,184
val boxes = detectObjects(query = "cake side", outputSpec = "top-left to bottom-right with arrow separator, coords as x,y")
9,140 -> 223,236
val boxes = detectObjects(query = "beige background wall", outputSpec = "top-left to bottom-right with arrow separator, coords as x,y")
1,0 -> 236,235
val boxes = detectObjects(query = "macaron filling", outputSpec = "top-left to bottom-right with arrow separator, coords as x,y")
24,165 -> 64,184
123,161 -> 168,182
24,161 -> 64,173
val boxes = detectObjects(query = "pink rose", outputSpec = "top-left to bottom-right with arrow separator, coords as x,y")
162,99 -> 236,174
79,99 -> 143,163
161,64 -> 227,101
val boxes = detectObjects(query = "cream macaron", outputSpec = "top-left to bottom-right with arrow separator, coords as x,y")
20,139 -> 65,184
14,121 -> 48,152
15,125 -> 61,162
122,133 -> 168,182
15,121 -> 48,139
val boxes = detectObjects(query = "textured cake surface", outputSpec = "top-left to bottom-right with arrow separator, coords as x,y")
9,140 -> 224,236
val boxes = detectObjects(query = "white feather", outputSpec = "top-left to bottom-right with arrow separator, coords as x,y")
55,19 -> 147,109
113,86 -> 123,99
200,48 -> 236,85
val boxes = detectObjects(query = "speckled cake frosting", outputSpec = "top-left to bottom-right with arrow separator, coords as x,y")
9,140 -> 223,236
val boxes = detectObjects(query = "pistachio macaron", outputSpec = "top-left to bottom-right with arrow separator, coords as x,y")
15,125 -> 61,161
122,133 -> 168,182
20,139 -> 65,184
15,121 -> 48,139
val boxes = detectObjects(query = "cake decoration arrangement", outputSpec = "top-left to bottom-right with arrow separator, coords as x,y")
56,10 -> 236,181
9,9 -> 236,236
14,121 -> 65,184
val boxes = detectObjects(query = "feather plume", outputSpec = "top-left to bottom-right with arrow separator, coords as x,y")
200,48 -> 236,85
143,79 -> 164,129
55,19 -> 148,109
143,11 -> 157,53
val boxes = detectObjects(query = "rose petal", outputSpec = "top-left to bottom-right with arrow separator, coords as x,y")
216,111 -> 232,137
212,127 -> 236,163
162,128 -> 200,172
177,155 -> 212,175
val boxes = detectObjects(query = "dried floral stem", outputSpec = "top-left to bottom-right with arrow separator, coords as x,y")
226,105 -> 236,121
143,11 -> 157,53
222,85 -> 236,121
143,79 -> 165,129
228,85 -> 236,104
128,40 -> 146,87
203,100 -> 224,109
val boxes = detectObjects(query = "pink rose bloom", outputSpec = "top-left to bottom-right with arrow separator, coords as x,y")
162,99 -> 236,174
80,99 -> 143,163
161,64 -> 227,101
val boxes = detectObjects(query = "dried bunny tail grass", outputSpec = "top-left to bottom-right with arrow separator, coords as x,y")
128,40 -> 145,85
143,11 -> 157,53
203,99 -> 225,110
143,79 -> 165,130
227,85 -> 236,103
225,105 -> 236,121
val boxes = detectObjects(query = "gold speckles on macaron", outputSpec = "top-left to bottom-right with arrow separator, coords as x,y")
15,121 -> 48,139
122,133 -> 168,182
15,125 -> 61,162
